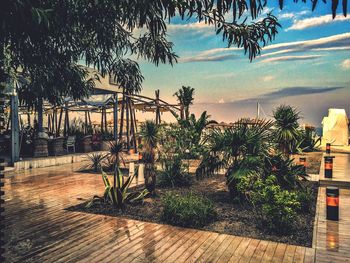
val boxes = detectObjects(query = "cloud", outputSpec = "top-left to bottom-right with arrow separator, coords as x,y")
227,86 -> 345,105
179,33 -> 350,63
287,14 -> 350,30
167,21 -> 214,37
260,55 -> 322,63
179,53 -> 236,63
278,10 -> 310,20
262,75 -> 275,82
341,59 -> 350,69
203,72 -> 236,79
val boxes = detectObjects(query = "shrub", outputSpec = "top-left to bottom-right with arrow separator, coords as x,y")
297,187 -> 314,213
161,192 -> 216,228
250,175 -> 300,233
158,155 -> 192,187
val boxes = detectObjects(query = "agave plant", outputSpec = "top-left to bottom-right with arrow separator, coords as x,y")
83,153 -> 107,172
87,168 -> 148,210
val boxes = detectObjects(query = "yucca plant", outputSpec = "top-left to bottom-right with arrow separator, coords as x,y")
83,153 -> 107,172
87,168 -> 148,210
273,105 -> 302,157
140,120 -> 159,194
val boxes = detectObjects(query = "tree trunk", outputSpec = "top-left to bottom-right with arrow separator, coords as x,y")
37,97 -> 43,133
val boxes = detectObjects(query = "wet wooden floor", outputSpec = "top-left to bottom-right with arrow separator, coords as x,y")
315,153 -> 350,262
3,162 -> 317,262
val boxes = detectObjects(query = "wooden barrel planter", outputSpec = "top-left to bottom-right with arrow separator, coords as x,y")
82,135 -> 92,153
33,137 -> 49,157
48,137 -> 65,156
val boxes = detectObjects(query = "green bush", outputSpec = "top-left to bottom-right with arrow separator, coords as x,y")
158,155 -> 192,187
297,187 -> 314,213
161,192 -> 216,228
250,175 -> 300,232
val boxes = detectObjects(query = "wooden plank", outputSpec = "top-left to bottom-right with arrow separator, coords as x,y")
271,243 -> 287,263
174,231 -> 212,263
207,235 -> 236,262
261,242 -> 278,262
293,246 -> 306,263
154,230 -> 196,262
238,239 -> 260,262
216,236 -> 243,263
184,232 -> 220,263
249,240 -> 269,263
304,248 -> 315,263
228,237 -> 251,262
164,230 -> 204,262
282,245 -> 296,263
197,234 -> 227,262
141,229 -> 192,262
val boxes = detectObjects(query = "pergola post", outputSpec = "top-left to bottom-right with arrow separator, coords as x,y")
10,81 -> 20,164
113,93 -> 118,141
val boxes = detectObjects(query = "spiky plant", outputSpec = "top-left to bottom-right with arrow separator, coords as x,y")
140,120 -> 159,194
83,153 -> 107,172
108,141 -> 126,205
273,105 -> 302,157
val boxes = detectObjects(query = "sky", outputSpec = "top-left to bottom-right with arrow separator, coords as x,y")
136,1 -> 350,127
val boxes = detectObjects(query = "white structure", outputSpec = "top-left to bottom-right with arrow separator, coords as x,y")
322,109 -> 349,146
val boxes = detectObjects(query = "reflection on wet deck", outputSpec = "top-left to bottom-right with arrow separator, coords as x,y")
3,162 -> 316,262
320,153 -> 350,188
315,153 -> 350,262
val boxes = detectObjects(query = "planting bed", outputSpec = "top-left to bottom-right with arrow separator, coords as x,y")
70,174 -> 318,247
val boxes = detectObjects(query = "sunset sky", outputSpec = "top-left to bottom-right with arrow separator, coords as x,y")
136,1 -> 350,127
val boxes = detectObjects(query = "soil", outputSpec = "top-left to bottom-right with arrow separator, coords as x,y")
69,174 -> 318,247
292,151 -> 323,174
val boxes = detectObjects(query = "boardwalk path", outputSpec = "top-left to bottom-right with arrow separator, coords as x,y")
314,153 -> 350,262
5,155 -> 346,262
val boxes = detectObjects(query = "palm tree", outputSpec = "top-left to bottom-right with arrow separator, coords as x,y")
196,119 -> 273,196
273,105 -> 302,157
174,86 -> 195,120
140,120 -> 159,194
178,111 -> 217,148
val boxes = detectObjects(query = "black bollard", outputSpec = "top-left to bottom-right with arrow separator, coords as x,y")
326,186 -> 339,221
324,156 -> 335,179
326,143 -> 331,154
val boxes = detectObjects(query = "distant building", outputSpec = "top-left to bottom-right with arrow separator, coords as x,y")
322,109 -> 349,146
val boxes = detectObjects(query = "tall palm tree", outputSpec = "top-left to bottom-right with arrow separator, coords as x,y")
140,120 -> 159,194
174,86 -> 195,120
273,105 -> 302,157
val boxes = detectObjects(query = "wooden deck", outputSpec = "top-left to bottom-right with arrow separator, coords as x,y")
3,162 -> 318,262
315,153 -> 350,262
319,153 -> 350,188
